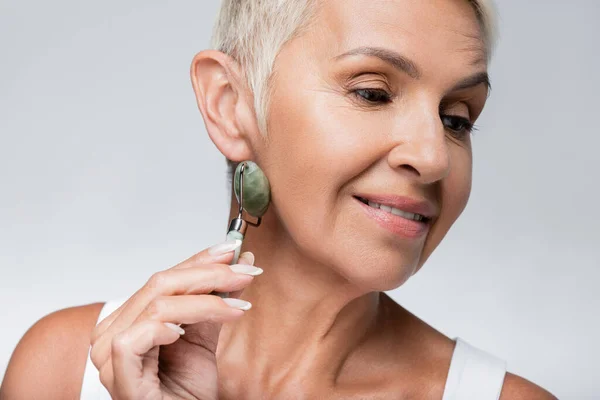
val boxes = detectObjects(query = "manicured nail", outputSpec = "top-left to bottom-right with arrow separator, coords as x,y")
207,239 -> 242,256
238,251 -> 255,265
229,264 -> 263,276
223,298 -> 252,310
164,322 -> 185,335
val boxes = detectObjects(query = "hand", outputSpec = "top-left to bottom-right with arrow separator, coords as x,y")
89,240 -> 261,400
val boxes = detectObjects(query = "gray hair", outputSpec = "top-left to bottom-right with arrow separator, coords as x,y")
210,0 -> 498,182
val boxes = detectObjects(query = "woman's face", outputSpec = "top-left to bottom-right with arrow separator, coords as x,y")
254,0 -> 489,290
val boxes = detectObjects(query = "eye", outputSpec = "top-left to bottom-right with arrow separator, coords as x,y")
353,88 -> 392,104
440,115 -> 475,139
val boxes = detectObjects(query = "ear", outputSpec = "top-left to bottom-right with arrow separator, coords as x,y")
190,50 -> 258,162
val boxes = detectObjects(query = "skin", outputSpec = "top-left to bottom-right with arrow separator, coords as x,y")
193,0 -> 556,398
0,0 -> 557,398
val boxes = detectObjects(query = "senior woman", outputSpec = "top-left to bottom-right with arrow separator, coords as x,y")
1,0 -> 557,399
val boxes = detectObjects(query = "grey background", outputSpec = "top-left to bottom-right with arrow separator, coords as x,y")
1,0 -> 598,398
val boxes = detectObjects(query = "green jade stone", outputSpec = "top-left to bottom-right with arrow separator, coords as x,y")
234,161 -> 271,218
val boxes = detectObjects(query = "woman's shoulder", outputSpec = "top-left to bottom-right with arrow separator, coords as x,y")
0,302 -> 106,399
500,373 -> 558,400
380,294 -> 557,399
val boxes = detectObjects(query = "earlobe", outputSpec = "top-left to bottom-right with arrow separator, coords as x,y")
190,50 -> 254,162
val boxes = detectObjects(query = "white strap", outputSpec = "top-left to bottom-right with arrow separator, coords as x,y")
80,298 -> 128,399
442,337 -> 507,400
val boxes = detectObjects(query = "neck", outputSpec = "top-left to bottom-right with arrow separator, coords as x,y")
216,196 -> 386,394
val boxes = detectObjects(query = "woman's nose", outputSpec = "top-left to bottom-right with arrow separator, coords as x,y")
386,113 -> 451,185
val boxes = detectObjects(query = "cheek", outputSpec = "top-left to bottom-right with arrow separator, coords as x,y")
418,147 -> 472,268
264,82 -> 385,239
444,145 -> 473,217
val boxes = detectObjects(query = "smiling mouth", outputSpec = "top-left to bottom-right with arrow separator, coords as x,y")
354,196 -> 430,223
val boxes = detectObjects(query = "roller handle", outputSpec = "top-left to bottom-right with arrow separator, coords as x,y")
214,229 -> 245,299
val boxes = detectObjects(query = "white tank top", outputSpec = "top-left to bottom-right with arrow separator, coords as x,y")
81,299 -> 506,399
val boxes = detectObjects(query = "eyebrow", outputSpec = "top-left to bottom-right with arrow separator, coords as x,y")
334,46 -> 421,79
449,71 -> 491,92
334,46 -> 491,92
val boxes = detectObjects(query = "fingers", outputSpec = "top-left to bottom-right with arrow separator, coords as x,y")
109,264 -> 255,331
91,293 -> 137,345
109,320 -> 184,399
98,296 -> 248,396
133,294 -> 249,326
91,263 -> 257,369
171,240 -> 240,270
147,264 -> 258,295
90,240 -> 256,394
91,250 -> 237,344
229,251 -> 256,299
91,247 -> 235,345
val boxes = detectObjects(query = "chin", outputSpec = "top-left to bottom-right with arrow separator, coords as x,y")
341,251 -> 421,292
324,200 -> 427,291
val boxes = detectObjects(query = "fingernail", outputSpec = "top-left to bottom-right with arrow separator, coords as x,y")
238,251 -> 255,265
223,298 -> 252,310
164,322 -> 185,335
207,239 -> 242,256
229,264 -> 263,276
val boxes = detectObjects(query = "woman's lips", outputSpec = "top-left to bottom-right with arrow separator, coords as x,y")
354,196 -> 430,239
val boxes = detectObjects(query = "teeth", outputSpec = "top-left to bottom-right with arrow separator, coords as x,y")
391,208 -> 403,217
362,198 -> 425,222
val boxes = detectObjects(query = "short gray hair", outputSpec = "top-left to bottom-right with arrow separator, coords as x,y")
211,0 -> 498,181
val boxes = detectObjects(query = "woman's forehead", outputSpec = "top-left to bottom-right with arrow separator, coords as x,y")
307,0 -> 486,67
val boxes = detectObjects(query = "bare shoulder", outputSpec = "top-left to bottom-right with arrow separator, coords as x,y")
378,294 -> 558,399
500,372 -> 558,400
0,302 -> 105,400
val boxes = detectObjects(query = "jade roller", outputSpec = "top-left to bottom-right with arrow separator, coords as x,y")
217,161 -> 270,298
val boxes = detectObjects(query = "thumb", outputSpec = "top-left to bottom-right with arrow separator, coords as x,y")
237,251 -> 255,266
229,251 -> 255,299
